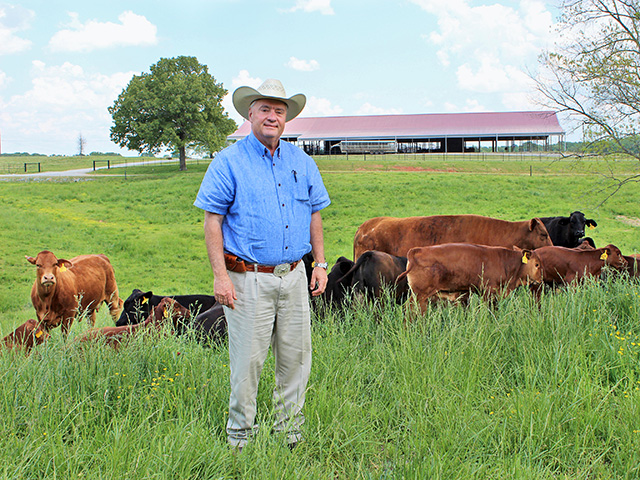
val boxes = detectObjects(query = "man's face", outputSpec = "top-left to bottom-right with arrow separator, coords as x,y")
248,98 -> 287,146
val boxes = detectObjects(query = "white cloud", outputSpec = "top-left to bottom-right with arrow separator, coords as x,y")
48,11 -> 157,53
444,99 -> 486,112
0,61 -> 136,154
284,0 -> 334,15
286,56 -> 320,72
356,102 -> 403,116
0,4 -> 34,55
0,70 -> 7,88
221,70 -> 263,124
412,0 -> 555,97
303,96 -> 343,116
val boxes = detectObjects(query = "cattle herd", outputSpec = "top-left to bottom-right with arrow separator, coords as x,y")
3,211 -> 639,353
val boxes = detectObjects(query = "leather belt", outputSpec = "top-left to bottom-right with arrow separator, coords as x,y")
224,253 -> 300,277
245,261 -> 300,276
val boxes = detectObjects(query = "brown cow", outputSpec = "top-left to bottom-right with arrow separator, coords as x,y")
353,214 -> 552,259
26,250 -> 124,334
2,319 -> 50,352
400,243 -> 543,313
533,244 -> 626,287
623,255 -> 640,278
76,297 -> 190,348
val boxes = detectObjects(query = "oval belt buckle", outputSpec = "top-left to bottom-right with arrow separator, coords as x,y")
273,263 -> 290,277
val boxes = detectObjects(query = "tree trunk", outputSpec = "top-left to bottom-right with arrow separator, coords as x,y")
179,145 -> 187,171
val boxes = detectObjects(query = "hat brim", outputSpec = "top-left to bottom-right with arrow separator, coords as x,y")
232,86 -> 306,122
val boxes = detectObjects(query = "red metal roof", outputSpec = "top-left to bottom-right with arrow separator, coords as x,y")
229,111 -> 565,141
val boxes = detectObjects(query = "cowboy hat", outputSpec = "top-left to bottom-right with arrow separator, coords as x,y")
232,78 -> 306,122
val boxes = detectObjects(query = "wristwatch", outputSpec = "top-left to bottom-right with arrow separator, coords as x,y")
312,261 -> 328,269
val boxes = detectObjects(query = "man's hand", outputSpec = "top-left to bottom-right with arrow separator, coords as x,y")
214,273 -> 237,309
310,267 -> 328,296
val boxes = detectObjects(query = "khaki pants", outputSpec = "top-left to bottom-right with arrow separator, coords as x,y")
225,261 -> 311,447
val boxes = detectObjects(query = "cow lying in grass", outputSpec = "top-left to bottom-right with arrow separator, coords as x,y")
76,297 -> 190,348
2,319 -> 50,353
116,289 -> 216,326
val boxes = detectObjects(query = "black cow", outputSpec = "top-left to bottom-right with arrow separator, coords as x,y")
539,211 -> 597,248
321,256 -> 356,307
116,289 -> 217,326
184,302 -> 227,346
336,250 -> 409,305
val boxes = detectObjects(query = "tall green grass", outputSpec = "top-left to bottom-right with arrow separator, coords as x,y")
1,157 -> 639,478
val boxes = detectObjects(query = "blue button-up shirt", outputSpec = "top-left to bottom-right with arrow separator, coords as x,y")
194,132 -> 331,265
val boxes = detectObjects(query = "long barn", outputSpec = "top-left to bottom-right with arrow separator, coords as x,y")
229,110 -> 565,155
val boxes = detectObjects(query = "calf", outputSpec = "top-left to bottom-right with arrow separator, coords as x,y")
2,319 -> 50,352
77,297 -> 190,348
534,244 -> 626,287
539,212 -> 597,248
116,289 -> 216,326
26,250 -> 123,334
336,250 -> 409,304
400,244 -> 543,313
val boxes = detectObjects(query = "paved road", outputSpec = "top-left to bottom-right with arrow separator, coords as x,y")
0,159 -> 180,179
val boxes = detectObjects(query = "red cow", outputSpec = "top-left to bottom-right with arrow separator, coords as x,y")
2,319 -> 50,352
26,250 -> 124,334
399,243 -> 543,313
534,244 -> 626,287
76,297 -> 190,348
353,214 -> 552,259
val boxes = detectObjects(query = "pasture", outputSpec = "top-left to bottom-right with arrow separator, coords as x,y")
1,154 -> 640,478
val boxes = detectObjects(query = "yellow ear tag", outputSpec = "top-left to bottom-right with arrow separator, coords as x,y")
35,331 -> 43,338
600,251 -> 608,260
163,308 -> 169,319
141,297 -> 148,305
589,225 -> 595,230
522,254 -> 528,264
59,265 -> 67,272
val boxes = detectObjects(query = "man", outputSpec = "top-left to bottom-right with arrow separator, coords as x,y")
194,78 -> 331,450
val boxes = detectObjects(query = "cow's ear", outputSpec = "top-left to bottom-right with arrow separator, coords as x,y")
529,218 -> 542,231
586,219 -> 598,228
57,259 -> 73,271
522,250 -> 532,264
25,255 -> 36,265
600,248 -> 610,261
140,291 -> 153,305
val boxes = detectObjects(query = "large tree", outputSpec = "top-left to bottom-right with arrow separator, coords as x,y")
109,56 -> 236,170
535,0 -> 640,196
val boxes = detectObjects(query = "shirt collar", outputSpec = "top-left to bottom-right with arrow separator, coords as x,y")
247,131 -> 281,158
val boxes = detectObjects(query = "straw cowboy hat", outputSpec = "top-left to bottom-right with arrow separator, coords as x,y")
232,78 -> 306,122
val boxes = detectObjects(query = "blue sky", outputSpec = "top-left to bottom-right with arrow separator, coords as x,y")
0,0 -> 565,155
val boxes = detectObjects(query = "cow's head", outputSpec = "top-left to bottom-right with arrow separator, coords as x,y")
527,218 -> 553,248
118,289 -> 154,325
514,247 -> 543,285
601,244 -> 627,270
151,297 -> 190,330
567,211 -> 597,241
25,250 -> 72,291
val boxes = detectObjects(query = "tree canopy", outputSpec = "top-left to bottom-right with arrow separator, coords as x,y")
536,1 -> 640,178
109,56 -> 237,170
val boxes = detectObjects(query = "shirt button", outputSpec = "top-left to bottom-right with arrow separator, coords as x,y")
282,203 -> 285,207
285,225 -> 289,229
